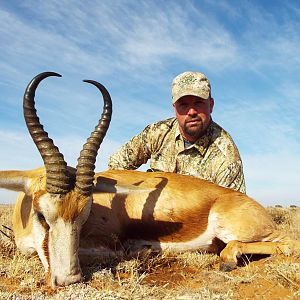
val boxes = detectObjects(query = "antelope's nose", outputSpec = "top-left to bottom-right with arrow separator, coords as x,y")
52,272 -> 83,287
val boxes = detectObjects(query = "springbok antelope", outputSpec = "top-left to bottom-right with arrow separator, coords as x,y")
0,72 -> 299,288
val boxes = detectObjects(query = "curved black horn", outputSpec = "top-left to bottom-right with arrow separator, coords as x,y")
23,72 -> 71,194
75,80 -> 112,195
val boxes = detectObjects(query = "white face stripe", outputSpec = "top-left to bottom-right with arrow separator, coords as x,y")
32,215 -> 49,272
38,194 -> 62,223
34,193 -> 92,286
48,218 -> 80,273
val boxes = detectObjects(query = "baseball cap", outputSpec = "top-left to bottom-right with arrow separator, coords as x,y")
172,71 -> 211,104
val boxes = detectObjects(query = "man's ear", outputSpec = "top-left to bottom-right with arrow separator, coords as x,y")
172,102 -> 177,114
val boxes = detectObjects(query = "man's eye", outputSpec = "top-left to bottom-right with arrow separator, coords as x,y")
179,103 -> 188,108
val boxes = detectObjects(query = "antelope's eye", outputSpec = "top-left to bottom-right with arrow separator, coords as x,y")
36,211 -> 45,222
35,211 -> 50,230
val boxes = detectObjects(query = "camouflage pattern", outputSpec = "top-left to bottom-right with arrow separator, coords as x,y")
108,118 -> 246,193
172,71 -> 211,103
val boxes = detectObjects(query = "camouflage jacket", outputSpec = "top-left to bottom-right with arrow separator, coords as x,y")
108,118 -> 246,193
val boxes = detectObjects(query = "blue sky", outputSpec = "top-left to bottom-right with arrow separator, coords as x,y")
0,0 -> 299,206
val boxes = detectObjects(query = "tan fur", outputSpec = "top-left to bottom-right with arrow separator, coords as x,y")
81,169 -> 299,261
33,190 -> 47,210
12,193 -> 33,244
90,170 -> 219,243
1,166 -> 300,284
58,191 -> 91,222
7,168 -> 46,245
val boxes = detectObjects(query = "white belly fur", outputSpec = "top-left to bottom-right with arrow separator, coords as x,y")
79,212 -> 237,256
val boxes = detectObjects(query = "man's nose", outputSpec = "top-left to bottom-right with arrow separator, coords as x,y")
187,106 -> 198,115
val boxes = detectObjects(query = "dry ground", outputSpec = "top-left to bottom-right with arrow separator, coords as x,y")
0,204 -> 299,299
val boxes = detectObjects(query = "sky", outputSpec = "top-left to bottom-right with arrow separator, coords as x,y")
0,0 -> 299,207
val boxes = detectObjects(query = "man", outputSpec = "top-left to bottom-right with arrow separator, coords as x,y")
108,71 -> 246,193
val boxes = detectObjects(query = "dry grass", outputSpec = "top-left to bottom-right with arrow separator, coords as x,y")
0,204 -> 299,299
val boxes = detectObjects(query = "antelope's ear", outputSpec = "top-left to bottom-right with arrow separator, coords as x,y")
0,167 -> 46,195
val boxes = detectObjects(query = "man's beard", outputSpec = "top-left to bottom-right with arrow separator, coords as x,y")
183,118 -> 204,137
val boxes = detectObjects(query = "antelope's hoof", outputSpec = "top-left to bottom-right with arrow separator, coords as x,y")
219,261 -> 237,272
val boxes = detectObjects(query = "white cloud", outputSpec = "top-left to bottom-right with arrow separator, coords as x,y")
0,8 -> 112,86
1,1 -> 299,81
0,1 -> 241,83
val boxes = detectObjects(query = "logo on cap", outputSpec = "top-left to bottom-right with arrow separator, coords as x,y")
172,71 -> 211,104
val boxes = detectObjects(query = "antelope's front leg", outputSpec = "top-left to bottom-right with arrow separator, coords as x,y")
219,239 -> 300,272
219,240 -> 243,271
219,240 -> 278,271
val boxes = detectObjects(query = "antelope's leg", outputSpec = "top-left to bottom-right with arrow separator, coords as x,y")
219,239 -> 300,272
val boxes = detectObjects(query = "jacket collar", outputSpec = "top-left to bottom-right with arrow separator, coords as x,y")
174,119 -> 213,156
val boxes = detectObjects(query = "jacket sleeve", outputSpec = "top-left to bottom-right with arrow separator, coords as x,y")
215,160 -> 246,193
108,125 -> 152,170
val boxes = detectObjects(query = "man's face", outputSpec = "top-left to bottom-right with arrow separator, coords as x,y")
173,95 -> 214,142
